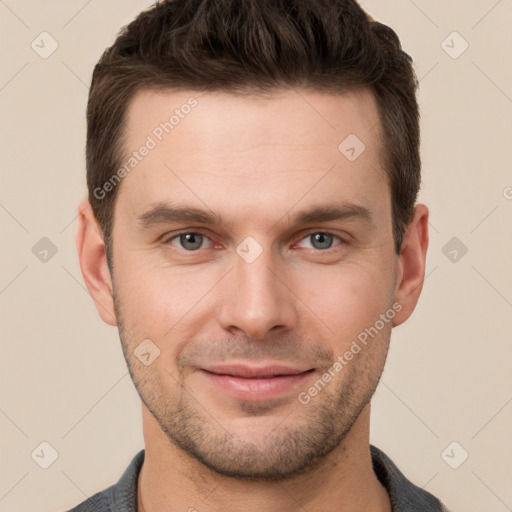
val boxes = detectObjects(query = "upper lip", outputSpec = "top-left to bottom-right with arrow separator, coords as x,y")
201,364 -> 312,378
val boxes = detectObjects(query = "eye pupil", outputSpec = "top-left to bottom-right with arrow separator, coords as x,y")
311,233 -> 333,250
180,233 -> 203,250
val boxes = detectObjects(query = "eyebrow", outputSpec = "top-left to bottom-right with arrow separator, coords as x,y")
137,201 -> 375,231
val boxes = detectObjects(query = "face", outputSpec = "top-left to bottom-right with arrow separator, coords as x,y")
103,88 -> 403,480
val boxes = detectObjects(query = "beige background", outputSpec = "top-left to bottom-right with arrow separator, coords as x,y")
1,1 -> 511,511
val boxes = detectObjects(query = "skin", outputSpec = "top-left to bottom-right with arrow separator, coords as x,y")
76,87 -> 428,512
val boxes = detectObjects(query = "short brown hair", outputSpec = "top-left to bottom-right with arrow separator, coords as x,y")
86,0 -> 420,263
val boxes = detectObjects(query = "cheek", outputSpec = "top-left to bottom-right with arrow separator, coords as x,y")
298,263 -> 392,341
114,242 -> 395,350
114,261 -> 215,343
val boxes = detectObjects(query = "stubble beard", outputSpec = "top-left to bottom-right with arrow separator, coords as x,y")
113,289 -> 387,482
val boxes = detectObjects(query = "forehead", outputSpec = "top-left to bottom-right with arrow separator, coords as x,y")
116,87 -> 389,228
124,87 -> 383,153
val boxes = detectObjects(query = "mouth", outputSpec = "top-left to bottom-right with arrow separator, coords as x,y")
198,364 -> 315,401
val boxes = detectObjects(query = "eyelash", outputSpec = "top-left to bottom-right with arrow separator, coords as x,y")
163,230 -> 347,253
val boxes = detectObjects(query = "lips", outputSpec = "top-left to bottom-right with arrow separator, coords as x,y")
198,364 -> 315,401
201,364 -> 311,378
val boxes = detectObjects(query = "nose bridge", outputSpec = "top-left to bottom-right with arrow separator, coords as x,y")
217,237 -> 296,339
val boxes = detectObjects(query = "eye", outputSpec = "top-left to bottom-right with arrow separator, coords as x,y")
297,232 -> 343,251
166,232 -> 213,251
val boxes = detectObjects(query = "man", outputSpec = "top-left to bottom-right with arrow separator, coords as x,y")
71,0 -> 450,510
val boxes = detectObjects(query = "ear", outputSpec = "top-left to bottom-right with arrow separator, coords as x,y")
75,199 -> 117,326
392,204 -> 429,327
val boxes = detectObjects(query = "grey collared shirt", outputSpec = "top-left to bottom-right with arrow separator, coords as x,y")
64,445 -> 451,511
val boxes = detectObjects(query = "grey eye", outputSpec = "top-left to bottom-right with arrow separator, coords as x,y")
298,232 -> 341,250
310,233 -> 334,250
172,233 -> 206,251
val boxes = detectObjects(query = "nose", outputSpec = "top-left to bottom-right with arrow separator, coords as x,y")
217,244 -> 298,340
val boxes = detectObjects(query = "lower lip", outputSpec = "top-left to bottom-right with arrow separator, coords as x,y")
199,369 -> 314,401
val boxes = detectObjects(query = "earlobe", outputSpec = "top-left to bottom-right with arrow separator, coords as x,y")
75,199 -> 118,327
392,204 -> 429,328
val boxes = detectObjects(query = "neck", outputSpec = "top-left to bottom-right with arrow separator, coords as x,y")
137,404 -> 391,512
